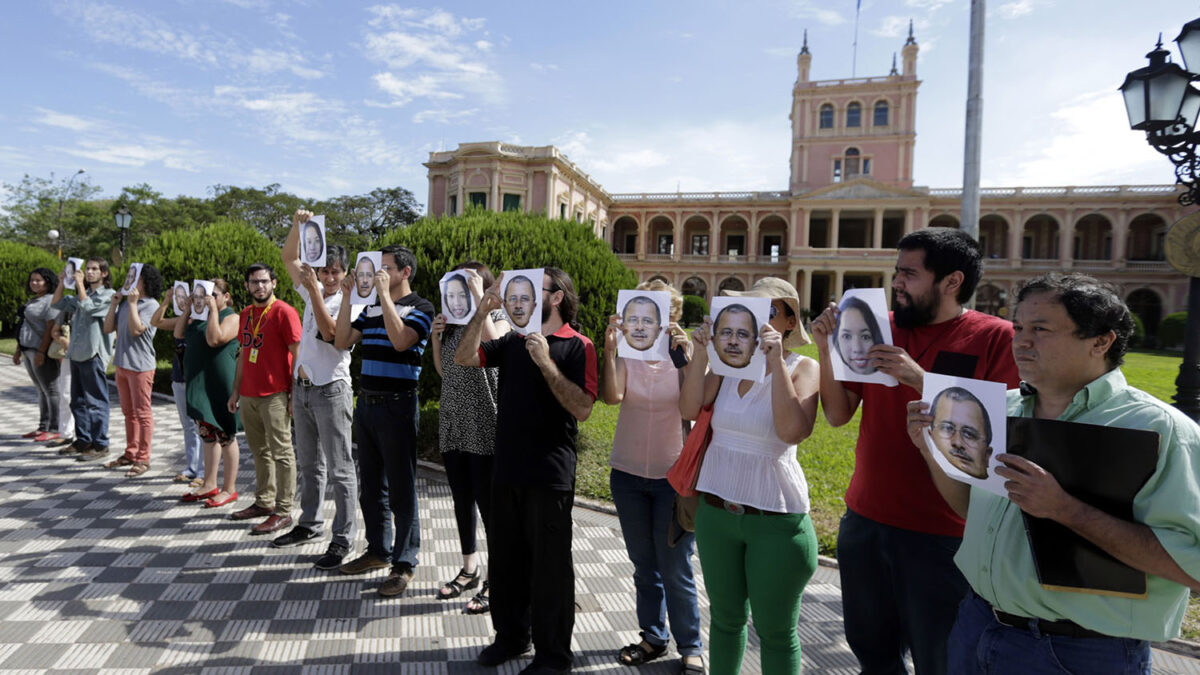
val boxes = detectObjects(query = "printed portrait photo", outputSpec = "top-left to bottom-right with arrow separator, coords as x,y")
303,215 -> 327,268
62,257 -> 84,290
352,251 -> 381,306
616,289 -> 671,361
828,287 -> 897,387
190,279 -> 215,321
921,373 -> 1009,497
172,281 -> 190,317
121,263 -> 143,296
501,268 -> 544,336
707,295 -> 770,382
440,271 -> 476,325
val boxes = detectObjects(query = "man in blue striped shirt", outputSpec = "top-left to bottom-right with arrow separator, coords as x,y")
335,244 -> 435,597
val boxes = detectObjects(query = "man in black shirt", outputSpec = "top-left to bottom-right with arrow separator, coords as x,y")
456,267 -> 597,674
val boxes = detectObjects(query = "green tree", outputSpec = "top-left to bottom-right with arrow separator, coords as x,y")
0,241 -> 67,335
0,172 -> 103,256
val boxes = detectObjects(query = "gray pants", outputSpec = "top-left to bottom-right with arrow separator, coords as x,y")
293,378 -> 357,548
21,348 -> 60,432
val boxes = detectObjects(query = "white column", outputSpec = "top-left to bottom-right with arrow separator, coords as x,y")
830,208 -> 842,248
873,208 -> 884,249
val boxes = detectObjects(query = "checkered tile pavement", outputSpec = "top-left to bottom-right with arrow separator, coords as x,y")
0,360 -> 1197,674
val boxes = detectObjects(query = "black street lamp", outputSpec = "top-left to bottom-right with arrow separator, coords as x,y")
114,207 -> 132,263
1121,21 -> 1200,422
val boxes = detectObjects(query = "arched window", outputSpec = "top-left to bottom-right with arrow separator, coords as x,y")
846,102 -> 862,127
819,104 -> 834,129
874,100 -> 889,126
845,147 -> 861,178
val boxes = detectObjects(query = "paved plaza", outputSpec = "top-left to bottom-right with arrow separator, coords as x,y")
0,360 -> 1197,674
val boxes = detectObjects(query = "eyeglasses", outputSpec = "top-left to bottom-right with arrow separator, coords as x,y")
769,305 -> 778,319
932,422 -> 983,444
716,328 -> 753,341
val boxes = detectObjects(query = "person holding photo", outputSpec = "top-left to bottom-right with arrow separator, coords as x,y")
149,299 -> 204,486
177,279 -> 241,508
711,304 -> 758,369
430,262 -> 508,613
51,257 -> 115,460
620,295 -> 665,353
835,296 -> 885,376
679,277 -> 819,675
927,387 -> 992,479
811,228 -> 1019,675
173,283 -> 190,316
303,219 -> 324,263
14,268 -> 62,442
443,273 -> 474,321
601,280 -> 703,673
102,263 -> 162,477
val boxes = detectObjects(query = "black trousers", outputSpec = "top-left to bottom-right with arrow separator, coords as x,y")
442,450 -> 493,555
489,481 -> 575,670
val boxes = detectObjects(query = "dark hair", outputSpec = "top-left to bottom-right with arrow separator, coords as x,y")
86,257 -> 112,288
138,263 -> 164,300
622,295 -> 662,324
837,296 -> 884,344
381,244 -> 417,281
930,386 -> 992,444
897,228 -> 982,304
713,303 -> 759,343
324,245 -> 349,272
29,267 -> 58,294
453,260 -> 496,291
245,263 -> 276,282
210,278 -> 231,296
544,267 -> 579,329
1015,273 -> 1135,370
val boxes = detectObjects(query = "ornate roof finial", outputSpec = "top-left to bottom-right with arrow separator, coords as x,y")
905,19 -> 916,45
890,52 -> 899,75
800,29 -> 810,55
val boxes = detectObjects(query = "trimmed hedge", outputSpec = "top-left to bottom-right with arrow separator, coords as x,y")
681,295 -> 707,327
1159,311 -> 1188,349
1,241 -> 68,336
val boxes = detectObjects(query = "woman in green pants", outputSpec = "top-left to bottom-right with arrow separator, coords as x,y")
679,278 -> 821,674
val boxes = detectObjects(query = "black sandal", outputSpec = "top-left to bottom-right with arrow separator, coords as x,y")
618,641 -> 667,666
437,567 -> 479,600
465,580 -> 490,614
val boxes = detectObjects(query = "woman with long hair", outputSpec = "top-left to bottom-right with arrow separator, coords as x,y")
679,277 -> 821,675
176,279 -> 242,508
429,261 -> 509,613
14,267 -> 62,442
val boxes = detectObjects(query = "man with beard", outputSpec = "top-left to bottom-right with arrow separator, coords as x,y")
810,228 -> 1019,675
227,263 -> 303,536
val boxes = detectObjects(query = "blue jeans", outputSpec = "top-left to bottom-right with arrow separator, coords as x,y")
354,390 -> 420,567
172,381 -> 202,478
295,379 -> 357,549
69,356 -> 109,449
948,592 -> 1151,675
838,509 -> 968,675
610,470 -> 703,656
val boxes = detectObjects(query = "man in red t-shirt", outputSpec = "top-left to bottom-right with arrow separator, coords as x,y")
227,263 -> 302,536
812,228 -> 1019,675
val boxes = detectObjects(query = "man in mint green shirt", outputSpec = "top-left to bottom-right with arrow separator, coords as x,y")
51,258 -> 116,459
907,273 -> 1200,674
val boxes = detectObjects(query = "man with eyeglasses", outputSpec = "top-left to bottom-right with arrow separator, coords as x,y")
928,387 -> 992,479
456,267 -> 597,675
907,273 -> 1200,674
712,303 -> 758,369
228,263 -> 303,536
334,244 -> 434,598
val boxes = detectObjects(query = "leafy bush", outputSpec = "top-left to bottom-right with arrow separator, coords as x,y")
377,209 -> 638,402
0,241 -> 68,336
1159,311 -> 1188,349
681,295 -> 708,327
1129,312 -> 1145,348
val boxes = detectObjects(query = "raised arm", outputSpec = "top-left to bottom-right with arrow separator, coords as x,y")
527,333 -> 595,421
905,400 -> 970,518
298,264 -> 337,341
150,298 -> 178,331
333,277 -> 361,350
811,302 -> 862,426
600,314 -> 626,405
282,209 -> 311,289
762,324 -> 819,444
102,294 -> 120,335
678,316 -> 721,420
124,288 -> 149,338
206,299 -> 239,347
455,272 -> 503,368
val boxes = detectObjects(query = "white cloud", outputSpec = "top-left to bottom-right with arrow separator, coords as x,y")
530,62 -> 560,72
366,6 -> 485,36
372,73 -> 465,106
995,0 -> 1036,19
904,0 -> 955,10
34,108 -> 96,132
412,108 -> 480,124
786,1 -> 846,26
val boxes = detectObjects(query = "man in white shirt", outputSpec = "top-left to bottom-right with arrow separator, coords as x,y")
272,209 -> 359,570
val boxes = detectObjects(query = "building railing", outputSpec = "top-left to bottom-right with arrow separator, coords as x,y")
610,191 -> 790,203
1125,260 -> 1171,271
926,185 -> 1178,198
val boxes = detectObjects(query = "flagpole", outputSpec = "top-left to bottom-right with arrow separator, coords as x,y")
852,0 -> 861,77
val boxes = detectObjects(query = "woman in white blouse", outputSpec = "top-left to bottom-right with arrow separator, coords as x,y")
679,277 -> 820,675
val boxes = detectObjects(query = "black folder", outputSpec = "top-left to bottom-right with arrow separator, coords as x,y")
1006,417 -> 1160,598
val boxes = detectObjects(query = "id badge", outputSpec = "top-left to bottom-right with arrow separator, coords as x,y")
248,347 -> 259,364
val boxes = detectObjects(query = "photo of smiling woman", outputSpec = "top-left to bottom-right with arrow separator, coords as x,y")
836,296 -> 884,375
440,272 -> 475,324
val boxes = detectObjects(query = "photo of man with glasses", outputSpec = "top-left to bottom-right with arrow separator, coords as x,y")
928,386 -> 992,479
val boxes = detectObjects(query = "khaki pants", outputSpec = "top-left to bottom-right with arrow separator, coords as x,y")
241,391 -> 295,515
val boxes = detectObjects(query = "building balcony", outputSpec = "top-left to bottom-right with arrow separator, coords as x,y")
925,184 -> 1178,200
610,190 -> 790,203
1125,260 -> 1172,272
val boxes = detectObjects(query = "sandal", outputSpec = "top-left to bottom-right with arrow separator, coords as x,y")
438,567 -> 480,599
680,656 -> 706,674
125,463 -> 149,478
464,580 -> 490,614
188,477 -> 204,488
173,473 -> 194,483
618,641 -> 667,666
104,456 -> 134,469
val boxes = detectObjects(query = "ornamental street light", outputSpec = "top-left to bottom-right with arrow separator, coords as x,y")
54,169 -> 85,259
114,207 -> 132,263
1121,21 -> 1200,421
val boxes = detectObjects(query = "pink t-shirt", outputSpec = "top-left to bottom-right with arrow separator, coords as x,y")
610,359 -> 685,479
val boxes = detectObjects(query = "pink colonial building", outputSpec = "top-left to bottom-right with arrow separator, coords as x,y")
425,26 -> 1187,339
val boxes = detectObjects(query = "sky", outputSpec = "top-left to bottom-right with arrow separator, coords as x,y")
2,0 -> 1197,210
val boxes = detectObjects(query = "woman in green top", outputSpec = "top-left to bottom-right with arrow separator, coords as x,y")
176,279 -> 242,509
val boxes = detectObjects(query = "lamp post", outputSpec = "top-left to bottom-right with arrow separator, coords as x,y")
114,207 -> 132,264
54,169 -> 85,259
1120,20 -> 1200,421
